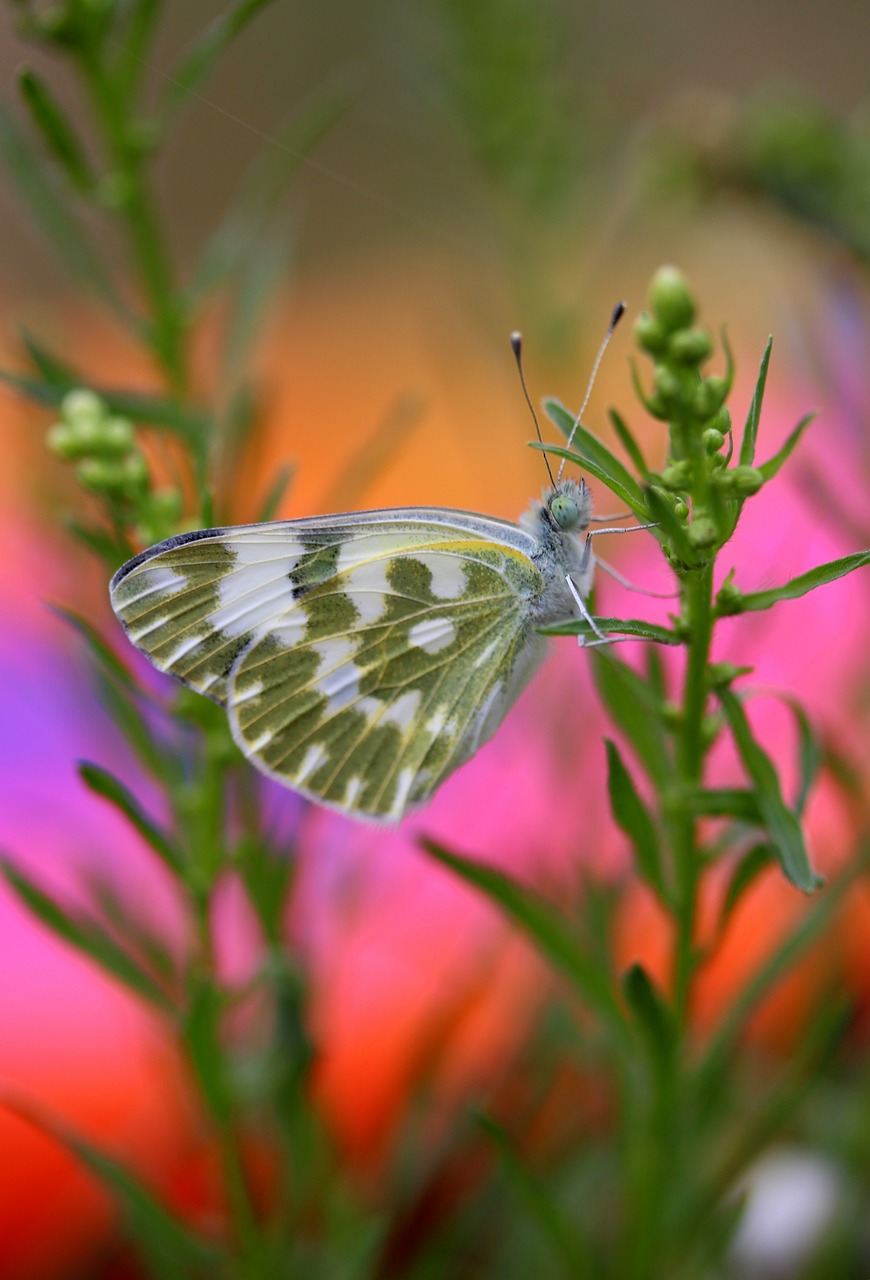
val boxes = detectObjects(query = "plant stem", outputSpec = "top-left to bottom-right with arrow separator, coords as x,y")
672,562 -> 715,1026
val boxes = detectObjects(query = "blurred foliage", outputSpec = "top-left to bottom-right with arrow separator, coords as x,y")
4,2 -> 870,1279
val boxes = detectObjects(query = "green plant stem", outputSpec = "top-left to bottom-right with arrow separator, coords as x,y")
672,562 -> 715,1026
76,43 -> 188,394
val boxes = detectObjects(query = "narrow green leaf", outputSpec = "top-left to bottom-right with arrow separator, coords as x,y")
19,328 -> 81,386
757,412 -> 815,481
78,762 -> 182,874
702,850 -> 866,1091
222,231 -> 293,386
478,1114 -> 595,1278
686,788 -> 762,822
717,689 -> 819,892
189,84 -> 350,304
608,407 -> 649,476
65,518 -> 132,565
255,463 -> 295,522
734,550 -> 870,614
0,103 -> 119,307
92,670 -> 173,782
0,859 -> 173,1011
622,964 -> 675,1065
183,979 -> 231,1123
421,841 -> 625,1030
162,0 -> 280,117
0,365 -> 207,440
1,1099 -> 218,1279
319,393 -> 426,514
541,616 -> 679,645
605,740 -> 665,895
18,68 -> 94,191
719,844 -> 774,935
738,337 -> 772,466
643,484 -> 697,564
592,654 -> 671,786
53,606 -> 137,690
542,398 -> 647,511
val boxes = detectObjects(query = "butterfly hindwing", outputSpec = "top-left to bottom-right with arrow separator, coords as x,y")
110,511 -> 548,820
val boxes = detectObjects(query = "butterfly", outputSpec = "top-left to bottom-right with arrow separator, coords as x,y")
109,475 -> 605,822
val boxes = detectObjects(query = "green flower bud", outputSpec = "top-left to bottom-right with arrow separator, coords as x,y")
634,311 -> 668,355
76,457 -> 121,494
703,428 -> 725,453
101,415 -> 135,456
120,451 -> 149,494
673,498 -> 689,519
62,387 -> 103,428
703,375 -> 728,411
649,265 -> 696,333
729,465 -> 764,497
688,516 -> 717,548
654,364 -> 684,405
46,422 -> 77,458
668,327 -> 713,364
715,581 -> 743,616
708,405 -> 732,435
659,462 -> 691,491
706,662 -> 742,688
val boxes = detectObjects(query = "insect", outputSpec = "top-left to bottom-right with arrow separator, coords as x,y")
110,310 -> 631,822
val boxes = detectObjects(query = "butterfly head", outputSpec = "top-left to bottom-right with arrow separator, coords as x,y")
545,476 -> 592,531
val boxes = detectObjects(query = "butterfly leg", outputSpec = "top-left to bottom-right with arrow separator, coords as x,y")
565,574 -> 608,647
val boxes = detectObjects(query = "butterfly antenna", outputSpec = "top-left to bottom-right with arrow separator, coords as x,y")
558,301 -> 626,484
511,332 -> 556,489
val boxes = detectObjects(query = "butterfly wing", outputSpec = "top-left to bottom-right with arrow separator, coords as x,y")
110,510 -> 548,820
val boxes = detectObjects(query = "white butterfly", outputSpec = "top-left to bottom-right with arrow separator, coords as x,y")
110,317 -> 639,821
109,473 -> 619,820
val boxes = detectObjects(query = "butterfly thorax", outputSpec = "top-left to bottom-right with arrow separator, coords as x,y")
519,477 -> 594,625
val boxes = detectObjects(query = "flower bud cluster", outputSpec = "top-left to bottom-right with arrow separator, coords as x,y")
634,266 -> 763,564
47,388 -> 181,545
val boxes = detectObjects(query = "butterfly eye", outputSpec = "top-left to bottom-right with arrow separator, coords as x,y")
549,493 -> 580,529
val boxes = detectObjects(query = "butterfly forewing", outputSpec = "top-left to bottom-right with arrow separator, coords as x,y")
110,512 -> 548,820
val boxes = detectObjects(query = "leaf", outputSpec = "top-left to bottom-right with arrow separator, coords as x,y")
719,844 -> 774,935
18,68 -> 94,192
607,407 -> 649,477
717,689 -> 820,892
222,230 -> 294,388
732,550 -> 870,614
605,740 -> 665,895
685,788 -> 762,822
540,399 -> 647,514
738,336 -> 772,466
540,616 -> 679,645
319,393 -> 426,514
0,858 -> 174,1012
622,964 -> 675,1066
183,979 -> 231,1124
0,1097 -> 218,1279
757,412 -> 815,482
255,463 -> 295,521
0,365 -> 207,440
592,654 -> 671,786
421,841 -> 625,1030
19,327 -> 81,386
161,0 -> 281,118
0,103 -> 120,308
52,606 -> 137,690
643,484 -> 697,565
477,1114 -> 594,1277
188,83 -> 350,304
78,762 -> 182,874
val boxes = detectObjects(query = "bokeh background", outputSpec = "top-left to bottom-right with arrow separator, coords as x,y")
3,1 -> 870,1277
